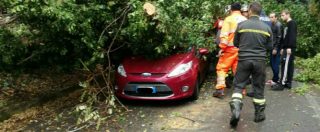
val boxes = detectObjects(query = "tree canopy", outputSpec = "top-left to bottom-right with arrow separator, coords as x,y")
0,0 -> 320,70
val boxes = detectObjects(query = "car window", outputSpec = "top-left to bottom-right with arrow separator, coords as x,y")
171,45 -> 192,54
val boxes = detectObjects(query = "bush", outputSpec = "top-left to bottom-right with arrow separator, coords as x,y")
0,27 -> 27,68
1,0 -> 131,70
295,53 -> 320,84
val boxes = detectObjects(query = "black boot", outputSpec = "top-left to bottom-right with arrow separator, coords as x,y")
254,103 -> 266,122
212,89 -> 224,99
284,83 -> 292,89
229,99 -> 243,127
271,83 -> 284,91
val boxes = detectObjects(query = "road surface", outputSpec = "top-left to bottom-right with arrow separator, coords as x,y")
110,67 -> 320,132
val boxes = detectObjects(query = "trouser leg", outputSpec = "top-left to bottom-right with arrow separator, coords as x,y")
214,52 -> 238,98
271,56 -> 286,91
215,52 -> 238,90
271,50 -> 280,82
233,60 -> 252,94
252,60 -> 266,122
280,50 -> 288,85
286,51 -> 295,88
279,49 -> 295,88
270,51 -> 276,80
252,60 -> 266,99
229,60 -> 251,127
280,55 -> 285,84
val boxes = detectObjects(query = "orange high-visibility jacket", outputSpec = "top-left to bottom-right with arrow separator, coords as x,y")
219,11 -> 247,52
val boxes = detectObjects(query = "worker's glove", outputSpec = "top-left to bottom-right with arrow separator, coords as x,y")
216,49 -> 224,57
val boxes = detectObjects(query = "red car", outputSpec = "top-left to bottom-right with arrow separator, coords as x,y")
115,47 -> 210,101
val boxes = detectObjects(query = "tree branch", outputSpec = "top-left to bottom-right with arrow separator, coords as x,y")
0,15 -> 17,26
17,52 -> 38,65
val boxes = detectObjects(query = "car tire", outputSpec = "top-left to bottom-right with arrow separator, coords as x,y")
190,77 -> 200,100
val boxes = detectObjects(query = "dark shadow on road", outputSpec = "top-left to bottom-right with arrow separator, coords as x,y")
119,98 -> 195,108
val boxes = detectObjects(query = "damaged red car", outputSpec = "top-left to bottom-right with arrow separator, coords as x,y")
115,46 -> 210,101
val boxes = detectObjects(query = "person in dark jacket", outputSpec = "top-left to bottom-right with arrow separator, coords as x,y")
266,12 -> 282,85
260,10 -> 272,27
229,2 -> 272,127
271,9 -> 297,91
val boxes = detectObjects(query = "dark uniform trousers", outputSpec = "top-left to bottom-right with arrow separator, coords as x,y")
233,60 -> 266,99
280,48 -> 295,87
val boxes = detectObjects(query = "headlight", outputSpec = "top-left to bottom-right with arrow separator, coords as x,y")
168,61 -> 193,77
117,65 -> 127,77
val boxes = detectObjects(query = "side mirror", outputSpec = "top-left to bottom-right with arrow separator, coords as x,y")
199,48 -> 209,55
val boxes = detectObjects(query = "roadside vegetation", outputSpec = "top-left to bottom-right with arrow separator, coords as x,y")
294,54 -> 320,95
295,54 -> 320,85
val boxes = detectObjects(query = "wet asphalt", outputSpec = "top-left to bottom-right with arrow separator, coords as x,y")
111,67 -> 320,132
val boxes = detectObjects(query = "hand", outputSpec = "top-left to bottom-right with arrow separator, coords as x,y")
272,49 -> 277,55
286,48 -> 292,55
216,49 -> 224,57
280,49 -> 283,55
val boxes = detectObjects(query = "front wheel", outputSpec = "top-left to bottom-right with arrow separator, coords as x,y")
190,78 -> 200,100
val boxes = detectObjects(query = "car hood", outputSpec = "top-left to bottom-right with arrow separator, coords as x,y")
122,53 -> 192,74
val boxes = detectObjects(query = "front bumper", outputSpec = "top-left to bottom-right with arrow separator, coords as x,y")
115,70 -> 197,100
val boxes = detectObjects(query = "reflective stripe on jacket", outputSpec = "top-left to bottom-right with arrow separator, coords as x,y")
234,16 -> 273,61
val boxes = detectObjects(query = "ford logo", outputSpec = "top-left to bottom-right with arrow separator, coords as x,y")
141,73 -> 152,77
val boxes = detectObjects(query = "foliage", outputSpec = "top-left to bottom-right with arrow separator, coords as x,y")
0,23 -> 32,68
0,0 -> 241,69
310,0 -> 320,18
293,83 -> 310,95
295,53 -> 320,84
1,0 -> 319,67
1,0 -> 320,129
74,63 -> 127,129
1,0 -> 320,69
122,0 -> 227,57
260,0 -> 320,58
1,0 -> 131,69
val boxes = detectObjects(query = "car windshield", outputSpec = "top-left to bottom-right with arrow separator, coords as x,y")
131,45 -> 194,60
171,45 -> 193,54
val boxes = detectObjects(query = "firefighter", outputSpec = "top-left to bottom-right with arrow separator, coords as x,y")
229,2 -> 272,127
241,4 -> 249,19
247,12 -> 283,97
212,2 -> 247,98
